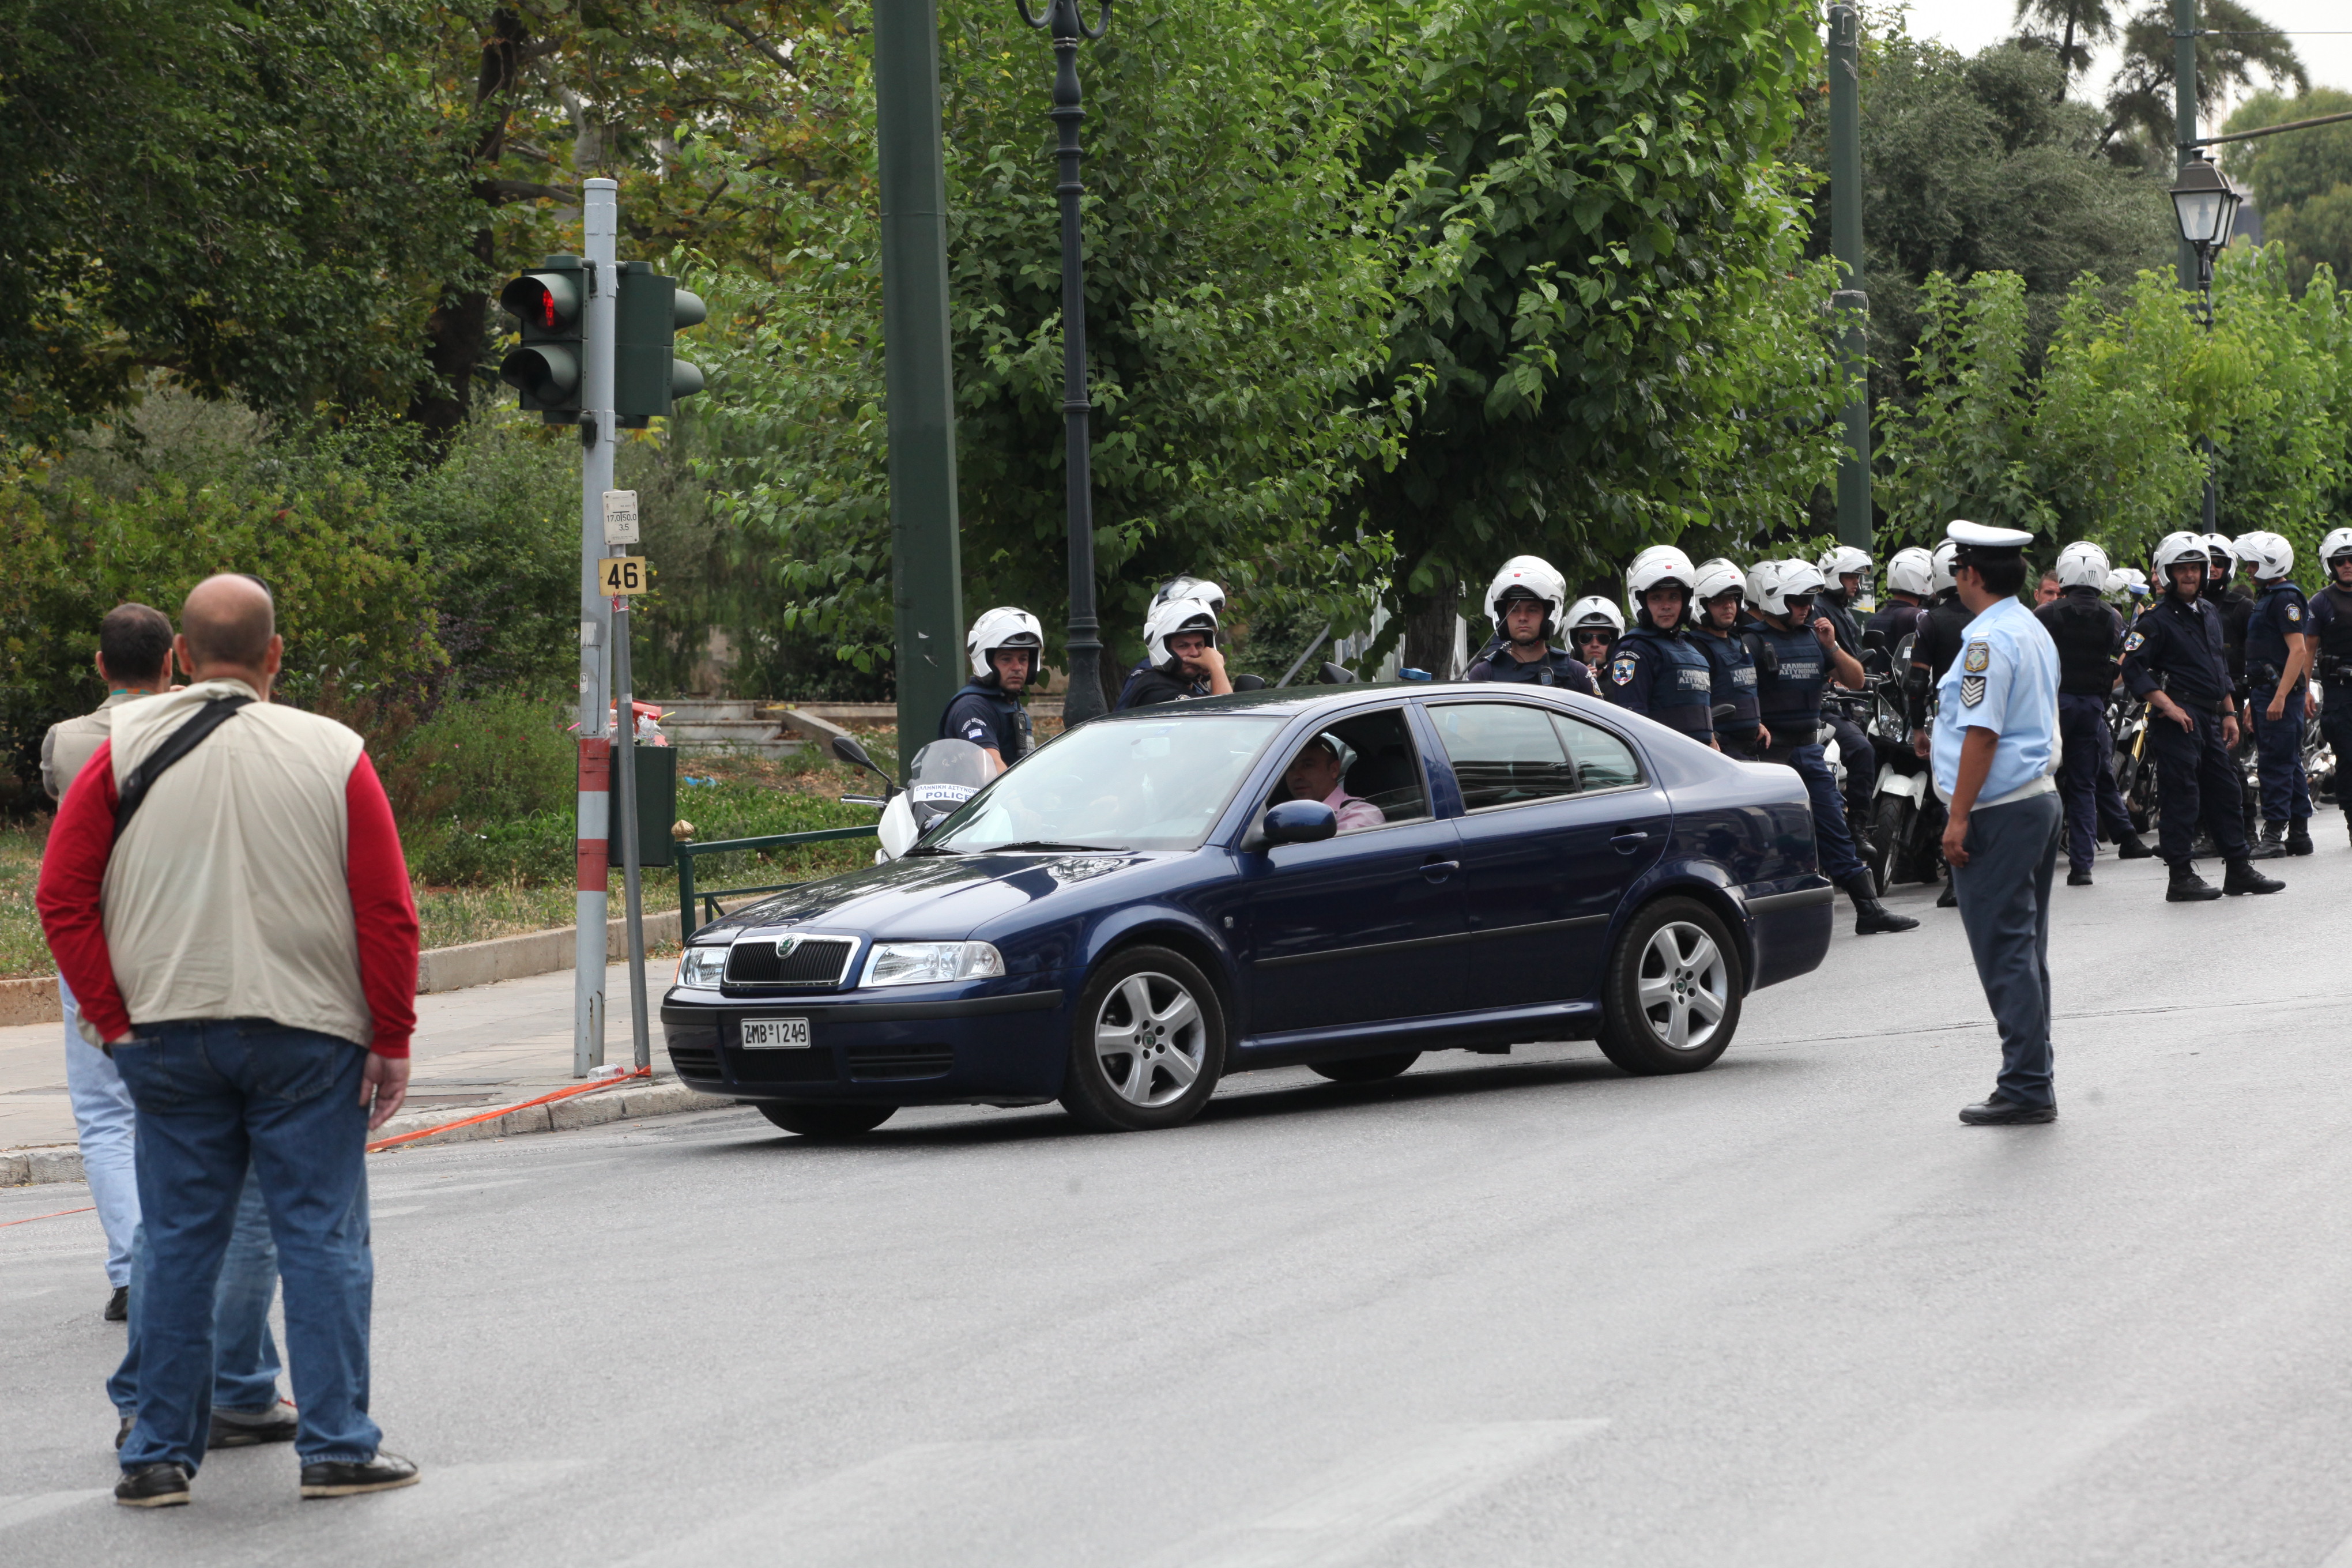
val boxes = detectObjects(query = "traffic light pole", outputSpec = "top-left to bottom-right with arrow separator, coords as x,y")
575,176 -> 619,1078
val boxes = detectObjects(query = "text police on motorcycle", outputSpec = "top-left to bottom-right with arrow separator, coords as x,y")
1115,595 -> 1234,710
1690,558 -> 1766,757
941,607 -> 1043,768
2117,532 -> 2286,902
1601,548 -> 1716,747
2035,542 -> 2154,885
2235,530 -> 2316,856
1746,558 -> 1917,936
2309,527 -> 2352,833
1466,556 -> 1601,692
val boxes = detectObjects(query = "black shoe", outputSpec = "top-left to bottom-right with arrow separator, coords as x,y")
1936,883 -> 1958,909
1959,1098 -> 2056,1125
2287,820 -> 2313,855
2223,858 -> 2285,896
2114,831 -> 2155,860
2166,863 -> 2222,902
2067,868 -> 2093,886
114,1462 -> 191,1508
1852,896 -> 1920,934
105,1284 -> 128,1322
2246,825 -> 2287,861
210,1399 -> 299,1450
2191,832 -> 2219,858
300,1453 -> 420,1499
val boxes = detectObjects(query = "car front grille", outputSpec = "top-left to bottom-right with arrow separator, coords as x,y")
734,1047 -> 836,1084
725,936 -> 856,988
668,1044 -> 722,1080
846,1045 -> 953,1082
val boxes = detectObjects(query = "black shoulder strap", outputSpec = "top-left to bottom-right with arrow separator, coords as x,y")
114,696 -> 253,837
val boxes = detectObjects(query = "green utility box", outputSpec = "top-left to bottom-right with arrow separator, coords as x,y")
608,743 -> 677,869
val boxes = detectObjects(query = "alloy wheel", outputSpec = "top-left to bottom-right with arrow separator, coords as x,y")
1092,971 -> 1207,1108
1633,921 -> 1730,1052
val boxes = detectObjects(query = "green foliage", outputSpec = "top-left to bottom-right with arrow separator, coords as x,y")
2104,0 -> 2305,165
377,689 -> 576,824
1877,272 -> 2056,542
2223,89 -> 2352,297
2031,273 -> 2210,551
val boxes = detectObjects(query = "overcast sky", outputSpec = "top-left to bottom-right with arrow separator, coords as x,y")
1895,0 -> 2352,123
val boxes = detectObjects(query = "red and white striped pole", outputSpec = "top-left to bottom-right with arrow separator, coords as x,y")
574,178 -> 619,1077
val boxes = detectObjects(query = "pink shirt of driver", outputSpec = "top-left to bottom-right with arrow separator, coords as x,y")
1324,786 -> 1385,834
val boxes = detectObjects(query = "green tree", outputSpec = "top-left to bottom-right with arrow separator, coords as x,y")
1876,272 -> 2057,545
2222,89 -> 2352,296
2010,0 -> 2121,88
2102,0 -> 2305,163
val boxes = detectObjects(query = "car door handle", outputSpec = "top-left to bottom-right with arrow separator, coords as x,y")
1610,830 -> 1651,854
1420,858 -> 1460,881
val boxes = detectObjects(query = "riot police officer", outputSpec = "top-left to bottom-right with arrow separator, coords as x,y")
1690,558 -> 1765,756
1748,559 -> 1917,935
2034,542 -> 2153,885
1907,540 -> 1972,906
1114,577 -> 1224,706
941,607 -> 1043,768
2119,532 -> 2284,900
1815,545 -> 1877,839
1600,547 -> 1716,747
1563,596 -> 1624,672
1116,595 -> 1232,709
2308,527 -> 2352,827
2237,530 -> 2315,854
1464,556 -> 1600,692
1867,546 -> 1934,648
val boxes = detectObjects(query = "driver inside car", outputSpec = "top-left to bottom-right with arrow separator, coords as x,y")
1279,733 -> 1384,834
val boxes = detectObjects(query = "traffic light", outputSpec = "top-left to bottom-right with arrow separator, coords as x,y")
499,255 -> 586,421
614,262 -> 707,427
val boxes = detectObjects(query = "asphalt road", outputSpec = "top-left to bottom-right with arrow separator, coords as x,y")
6,815 -> 2352,1567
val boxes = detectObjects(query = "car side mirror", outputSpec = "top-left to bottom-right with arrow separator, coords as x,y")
1257,799 -> 1337,848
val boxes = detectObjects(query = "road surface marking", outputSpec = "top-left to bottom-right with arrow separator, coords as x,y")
1157,1419 -> 1608,1568
1743,1408 -> 2148,1567
0,1490 -> 110,1532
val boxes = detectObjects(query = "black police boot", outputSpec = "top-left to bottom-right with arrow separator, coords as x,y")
2286,817 -> 2313,855
1841,873 -> 1919,934
2223,857 -> 2285,896
2114,831 -> 2155,860
2166,862 -> 2222,902
2191,830 -> 2219,858
2067,866 -> 2093,887
2246,821 -> 2287,861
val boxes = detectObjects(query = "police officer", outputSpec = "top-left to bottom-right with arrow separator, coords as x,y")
2034,542 -> 2154,886
1815,545 -> 1878,837
1600,547 -> 1717,748
2206,533 -> 2260,847
2307,528 -> 2352,826
2237,530 -> 2315,855
1747,559 -> 1918,936
1690,559 -> 1765,756
1115,595 -> 1233,710
1465,556 -> 1600,692
1562,596 -> 1624,672
2119,532 -> 2285,901
1908,540 -> 1972,906
1867,546 -> 1935,648
1113,578 -> 1224,706
940,608 -> 1043,768
1932,522 -> 2064,1125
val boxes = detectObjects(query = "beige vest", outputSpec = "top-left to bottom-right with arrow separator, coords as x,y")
89,679 -> 373,1049
40,690 -> 149,802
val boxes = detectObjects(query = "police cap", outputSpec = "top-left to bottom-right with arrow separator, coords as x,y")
1944,519 -> 2033,566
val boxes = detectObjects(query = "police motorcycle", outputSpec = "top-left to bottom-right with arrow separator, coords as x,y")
1854,628 -> 1939,885
832,734 -> 995,862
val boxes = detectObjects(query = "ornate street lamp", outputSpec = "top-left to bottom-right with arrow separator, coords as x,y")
2166,156 -> 2242,532
1016,0 -> 1112,725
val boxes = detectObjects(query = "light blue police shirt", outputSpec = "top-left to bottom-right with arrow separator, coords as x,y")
1931,595 -> 2060,806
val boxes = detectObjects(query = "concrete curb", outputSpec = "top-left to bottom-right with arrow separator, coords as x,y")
1,1081 -> 744,1186
0,975 -> 59,1027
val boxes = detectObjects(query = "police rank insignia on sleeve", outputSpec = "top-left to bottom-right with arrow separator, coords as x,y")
1611,653 -> 1638,686
2124,631 -> 2144,653
1962,674 -> 1987,706
1962,642 -> 1991,673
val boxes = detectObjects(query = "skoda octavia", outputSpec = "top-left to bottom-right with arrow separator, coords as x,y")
661,685 -> 1833,1136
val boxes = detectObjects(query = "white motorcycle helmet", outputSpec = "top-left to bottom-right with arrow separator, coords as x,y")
1746,558 -> 1827,619
1563,595 -> 1625,646
2322,527 -> 2352,575
2109,564 -> 2150,600
2153,530 -> 2212,590
1150,575 -> 1226,616
1483,555 -> 1568,637
2203,533 -> 2237,578
2233,530 -> 2293,581
1144,595 -> 1220,667
1884,546 -> 1934,598
1626,546 -> 1700,626
1693,556 -> 1747,606
1929,539 -> 1960,594
965,606 -> 1044,680
1816,544 -> 1872,593
2055,541 -> 2112,590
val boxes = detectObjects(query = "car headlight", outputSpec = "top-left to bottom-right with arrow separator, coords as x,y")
676,946 -> 729,988
862,941 -> 1005,988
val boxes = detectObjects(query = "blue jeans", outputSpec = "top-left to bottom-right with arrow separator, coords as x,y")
110,1021 -> 381,1472
108,1166 -> 285,1416
61,973 -> 140,1288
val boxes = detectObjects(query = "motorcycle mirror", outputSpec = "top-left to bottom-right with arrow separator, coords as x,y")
1231,673 -> 1268,691
1863,628 -> 1887,653
1317,661 -> 1358,686
830,733 -> 881,775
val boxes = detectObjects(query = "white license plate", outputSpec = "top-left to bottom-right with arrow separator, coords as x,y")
740,1017 -> 812,1050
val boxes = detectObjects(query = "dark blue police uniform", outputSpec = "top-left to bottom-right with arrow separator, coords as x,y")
1691,628 -> 1763,756
2034,587 -> 2135,875
1866,598 -> 1928,650
2244,579 -> 2312,827
1599,622 -> 1716,747
939,681 -> 1032,762
2309,583 -> 2352,807
1464,645 -> 1600,693
1746,616 -> 1866,884
1816,590 -> 1876,826
2119,594 -> 2247,864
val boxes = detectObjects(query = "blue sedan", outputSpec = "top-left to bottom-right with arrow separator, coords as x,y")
659,684 -> 1833,1135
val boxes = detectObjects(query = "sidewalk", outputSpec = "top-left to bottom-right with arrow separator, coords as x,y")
0,961 -> 725,1180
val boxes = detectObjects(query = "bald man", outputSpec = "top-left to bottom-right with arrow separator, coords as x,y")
39,573 -> 424,1506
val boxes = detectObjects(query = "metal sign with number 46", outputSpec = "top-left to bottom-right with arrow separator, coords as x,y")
600,556 -> 649,595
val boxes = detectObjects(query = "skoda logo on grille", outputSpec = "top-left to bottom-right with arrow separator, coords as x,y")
772,937 -> 800,962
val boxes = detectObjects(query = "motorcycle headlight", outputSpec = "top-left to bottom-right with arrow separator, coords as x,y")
862,941 -> 1005,988
676,946 -> 729,988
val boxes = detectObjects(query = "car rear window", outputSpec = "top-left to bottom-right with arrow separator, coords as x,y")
1428,702 -> 1578,811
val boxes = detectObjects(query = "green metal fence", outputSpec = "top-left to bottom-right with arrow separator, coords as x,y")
674,825 -> 879,934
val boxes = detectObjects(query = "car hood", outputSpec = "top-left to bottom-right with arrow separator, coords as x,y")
693,850 -> 1152,942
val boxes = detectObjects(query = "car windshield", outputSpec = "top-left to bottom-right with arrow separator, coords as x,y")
925,713 -> 1284,854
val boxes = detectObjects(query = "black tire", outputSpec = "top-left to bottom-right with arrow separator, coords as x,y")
1059,945 -> 1226,1132
1869,795 -> 1913,888
1595,897 -> 1743,1076
1310,1051 -> 1420,1084
756,1102 -> 896,1137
